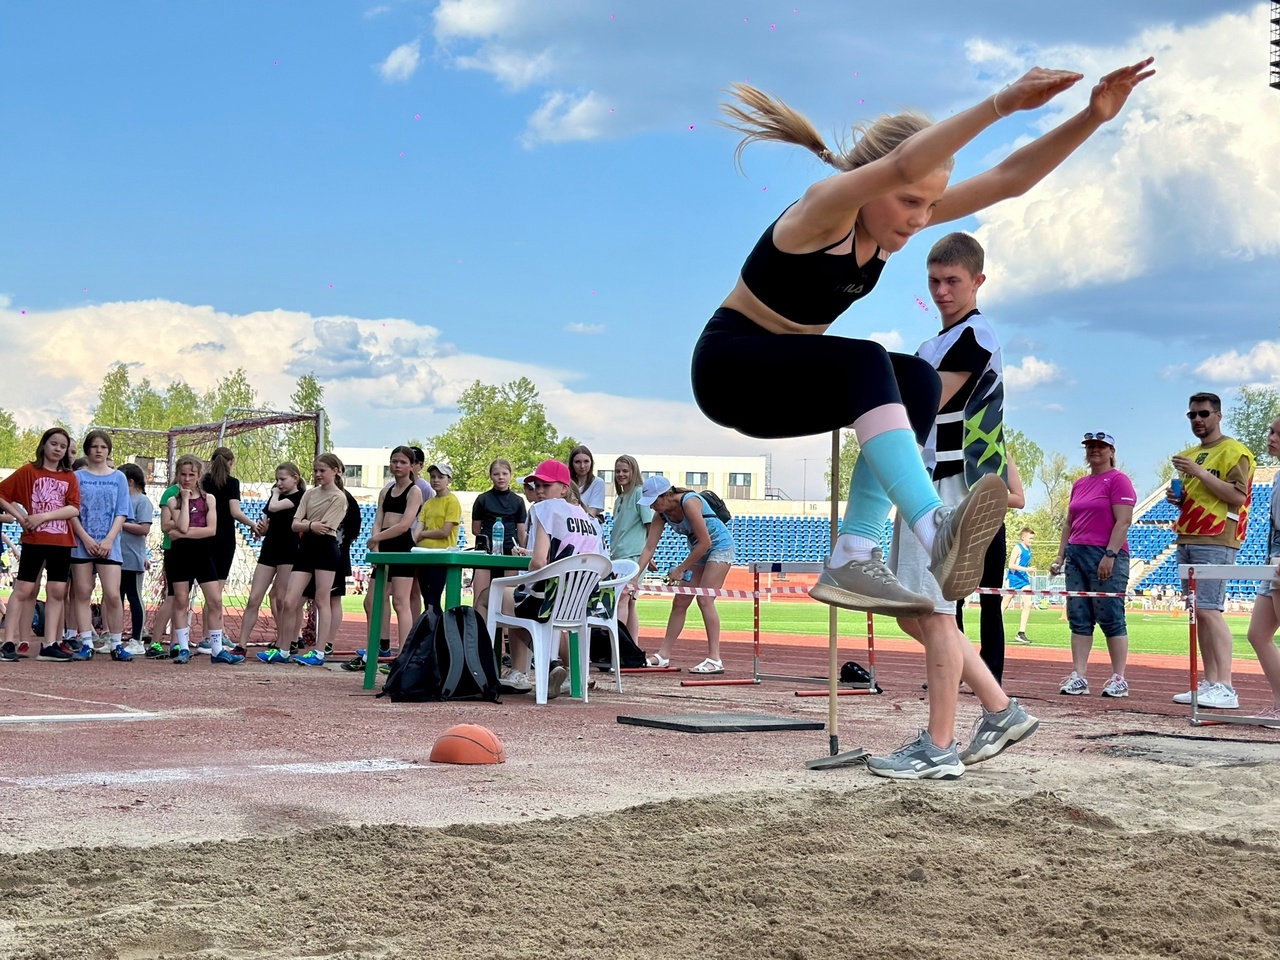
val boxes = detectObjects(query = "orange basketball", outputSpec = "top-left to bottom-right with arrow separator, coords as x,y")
429,723 -> 506,765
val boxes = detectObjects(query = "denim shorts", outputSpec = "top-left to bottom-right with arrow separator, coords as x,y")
1177,543 -> 1238,612
699,547 -> 735,566
1064,543 -> 1129,639
1254,557 -> 1280,598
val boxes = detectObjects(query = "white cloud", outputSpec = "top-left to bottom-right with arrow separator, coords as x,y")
522,90 -> 609,146
364,5 -> 391,18
974,7 -> 1280,302
432,0 -> 526,40
1196,340 -> 1280,384
1005,355 -> 1064,390
564,322 -> 604,335
455,45 -> 554,91
378,40 -> 422,83
866,329 -> 904,351
0,297 -> 827,491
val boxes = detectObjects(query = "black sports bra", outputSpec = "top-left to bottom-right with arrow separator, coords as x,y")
382,482 -> 411,519
739,202 -> 889,326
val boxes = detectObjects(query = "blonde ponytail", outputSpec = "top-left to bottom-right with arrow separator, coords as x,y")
718,82 -> 944,175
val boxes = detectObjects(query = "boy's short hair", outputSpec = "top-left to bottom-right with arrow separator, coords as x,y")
1020,526 -> 1035,536
926,232 -> 985,277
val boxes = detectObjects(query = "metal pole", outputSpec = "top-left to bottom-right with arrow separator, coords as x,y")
828,429 -> 840,757
315,409 -> 326,455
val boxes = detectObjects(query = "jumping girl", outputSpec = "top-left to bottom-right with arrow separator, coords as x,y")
280,453 -> 348,666
609,456 -> 653,644
365,446 -> 423,650
695,60 -> 1153,773
0,428 -> 81,663
245,462 -> 305,662
161,454 -> 241,665
69,430 -> 133,660
567,445 -> 606,519
633,476 -> 735,675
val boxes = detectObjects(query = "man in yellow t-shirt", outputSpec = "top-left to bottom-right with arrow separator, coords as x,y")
1168,391 -> 1256,710
415,463 -> 462,616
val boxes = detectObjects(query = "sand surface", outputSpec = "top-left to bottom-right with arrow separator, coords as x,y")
4,751 -> 1280,960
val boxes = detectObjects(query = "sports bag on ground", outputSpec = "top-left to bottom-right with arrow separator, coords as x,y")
377,606 -> 501,703
589,621 -> 647,669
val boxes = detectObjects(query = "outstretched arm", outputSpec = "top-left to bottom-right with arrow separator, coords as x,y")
787,67 -> 1085,243
933,58 -> 1154,225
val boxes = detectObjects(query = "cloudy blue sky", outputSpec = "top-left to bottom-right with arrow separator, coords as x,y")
1,1 -> 1276,500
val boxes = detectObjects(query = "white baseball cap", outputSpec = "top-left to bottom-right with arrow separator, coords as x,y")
638,475 -> 673,507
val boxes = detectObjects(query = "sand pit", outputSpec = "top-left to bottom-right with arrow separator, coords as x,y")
2,784 -> 1280,960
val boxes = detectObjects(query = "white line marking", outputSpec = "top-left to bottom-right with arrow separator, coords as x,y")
1,758 -> 429,789
0,685 -> 148,714
0,712 -> 161,726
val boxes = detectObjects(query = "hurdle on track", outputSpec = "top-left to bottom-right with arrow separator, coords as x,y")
637,563 -> 879,694
1179,564 -> 1280,730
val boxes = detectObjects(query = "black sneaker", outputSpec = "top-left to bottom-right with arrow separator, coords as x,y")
145,642 -> 167,659
379,638 -> 392,657
1015,632 -> 1033,645
323,643 -> 333,656
37,643 -> 73,662
0,642 -> 18,663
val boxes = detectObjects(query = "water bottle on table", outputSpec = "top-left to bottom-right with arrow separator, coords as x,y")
491,518 -> 505,555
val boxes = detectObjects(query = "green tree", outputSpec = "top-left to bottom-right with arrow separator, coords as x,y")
284,373 -> 327,467
428,378 -> 576,491
823,429 -> 860,501
0,408 -> 27,468
1004,427 -> 1043,497
94,362 -> 133,427
1013,450 -> 1089,569
1226,385 -> 1280,465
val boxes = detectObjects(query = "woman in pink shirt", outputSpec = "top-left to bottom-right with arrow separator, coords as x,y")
1050,432 -> 1136,698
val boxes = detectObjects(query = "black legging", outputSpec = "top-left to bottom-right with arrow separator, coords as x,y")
122,569 -> 145,641
691,308 -> 941,444
418,567 -> 447,618
956,524 -> 1007,685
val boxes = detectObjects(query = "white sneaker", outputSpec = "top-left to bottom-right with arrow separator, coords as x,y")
1100,674 -> 1129,698
124,639 -> 146,657
1059,672 -> 1089,696
1198,683 -> 1239,709
499,668 -> 532,693
1172,679 -> 1212,705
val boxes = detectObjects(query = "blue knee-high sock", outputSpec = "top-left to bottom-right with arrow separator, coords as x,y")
858,429 -> 942,528
840,456 -> 892,541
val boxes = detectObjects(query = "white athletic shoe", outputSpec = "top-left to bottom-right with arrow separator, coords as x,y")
1198,683 -> 1239,709
1172,680 -> 1212,705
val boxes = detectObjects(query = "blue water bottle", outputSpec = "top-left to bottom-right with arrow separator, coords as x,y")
1171,477 -> 1183,500
491,518 -> 505,555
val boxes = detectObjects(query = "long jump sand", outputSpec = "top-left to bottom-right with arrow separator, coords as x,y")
1,633 -> 1278,958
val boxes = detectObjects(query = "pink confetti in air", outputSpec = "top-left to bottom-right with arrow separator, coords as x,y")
414,114 -> 420,120
610,108 -> 615,113
399,151 -> 405,157
771,24 -> 776,29
689,124 -> 695,130
591,290 -> 597,295
329,284 -> 334,289
274,60 -> 279,66
21,310 -> 25,315
762,187 -> 768,192
859,99 -> 865,104
914,298 -> 931,311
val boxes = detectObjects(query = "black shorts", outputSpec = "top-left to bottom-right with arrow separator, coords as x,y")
17,543 -> 73,584
294,533 -> 341,574
165,542 -> 219,587
257,533 -> 299,570
303,573 -> 346,599
212,539 -> 236,581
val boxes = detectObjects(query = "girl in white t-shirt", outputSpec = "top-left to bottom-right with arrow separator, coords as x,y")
567,445 -> 606,519
498,459 -> 604,699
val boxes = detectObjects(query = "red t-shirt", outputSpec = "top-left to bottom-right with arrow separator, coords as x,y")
0,464 -> 82,547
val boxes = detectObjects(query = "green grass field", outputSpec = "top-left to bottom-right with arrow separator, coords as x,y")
331,594 -> 1262,661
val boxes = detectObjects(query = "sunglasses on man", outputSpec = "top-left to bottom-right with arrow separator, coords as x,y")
1186,409 -> 1215,420
1083,432 -> 1111,440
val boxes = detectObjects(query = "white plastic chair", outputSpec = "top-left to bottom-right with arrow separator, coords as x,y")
586,559 -> 640,692
487,553 -> 613,705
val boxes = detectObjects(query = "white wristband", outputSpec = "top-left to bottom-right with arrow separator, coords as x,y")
991,88 -> 1011,119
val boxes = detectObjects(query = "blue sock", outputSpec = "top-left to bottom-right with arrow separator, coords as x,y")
840,457 -> 892,541
859,429 -> 942,527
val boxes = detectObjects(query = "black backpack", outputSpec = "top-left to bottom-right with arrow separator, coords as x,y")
698,490 -> 732,525
589,621 -> 648,670
377,606 -> 501,703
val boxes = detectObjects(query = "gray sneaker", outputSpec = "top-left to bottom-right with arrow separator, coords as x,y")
959,697 -> 1040,766
809,549 -> 934,617
866,729 -> 964,780
928,473 -> 1008,600
545,664 -> 567,700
